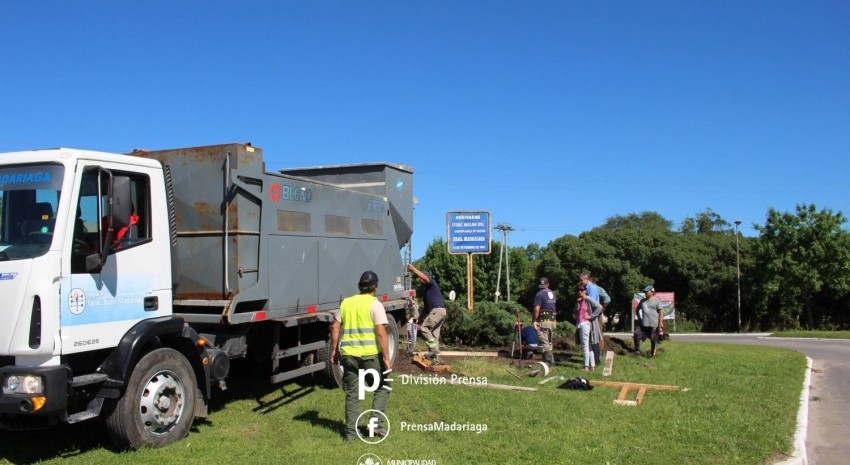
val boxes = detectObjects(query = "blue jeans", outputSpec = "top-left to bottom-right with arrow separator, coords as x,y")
578,321 -> 594,368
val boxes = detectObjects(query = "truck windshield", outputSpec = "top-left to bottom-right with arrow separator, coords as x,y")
0,164 -> 64,261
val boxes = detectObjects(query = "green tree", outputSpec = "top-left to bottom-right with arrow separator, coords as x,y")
680,208 -> 732,235
600,211 -> 673,232
753,204 -> 850,329
414,238 -> 530,308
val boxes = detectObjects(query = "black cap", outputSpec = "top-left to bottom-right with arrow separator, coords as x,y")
539,277 -> 550,288
359,270 -> 379,291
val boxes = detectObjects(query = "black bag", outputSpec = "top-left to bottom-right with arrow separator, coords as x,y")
559,377 -> 593,391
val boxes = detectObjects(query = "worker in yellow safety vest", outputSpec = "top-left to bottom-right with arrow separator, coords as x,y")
330,270 -> 393,441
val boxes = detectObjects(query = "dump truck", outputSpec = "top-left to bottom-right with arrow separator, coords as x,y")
0,143 -> 414,448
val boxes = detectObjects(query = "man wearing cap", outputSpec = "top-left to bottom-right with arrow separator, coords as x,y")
408,263 -> 447,362
330,270 -> 393,441
532,277 -> 557,366
633,285 -> 665,357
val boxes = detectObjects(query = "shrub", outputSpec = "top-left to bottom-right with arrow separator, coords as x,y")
442,301 -> 525,347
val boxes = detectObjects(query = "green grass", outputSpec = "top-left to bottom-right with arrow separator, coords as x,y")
769,330 -> 850,339
0,341 -> 805,465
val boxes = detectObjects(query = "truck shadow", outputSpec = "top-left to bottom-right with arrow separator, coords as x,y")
292,410 -> 345,438
0,364 -> 335,463
0,420 -> 112,464
207,359 -> 333,415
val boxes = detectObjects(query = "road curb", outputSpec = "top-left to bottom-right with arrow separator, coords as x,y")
773,356 -> 812,465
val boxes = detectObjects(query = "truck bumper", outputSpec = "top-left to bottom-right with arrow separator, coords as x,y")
0,365 -> 68,430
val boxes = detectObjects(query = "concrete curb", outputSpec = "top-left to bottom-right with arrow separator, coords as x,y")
773,356 -> 811,465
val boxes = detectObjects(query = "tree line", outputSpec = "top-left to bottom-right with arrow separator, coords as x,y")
412,204 -> 850,332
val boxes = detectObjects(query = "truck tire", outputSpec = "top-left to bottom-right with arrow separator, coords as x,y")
105,348 -> 197,449
385,315 -> 400,367
315,341 -> 343,388
315,313 -> 401,388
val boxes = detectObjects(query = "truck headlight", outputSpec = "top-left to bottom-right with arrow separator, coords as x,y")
3,375 -> 44,394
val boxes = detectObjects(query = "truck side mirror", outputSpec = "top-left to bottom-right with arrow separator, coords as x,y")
112,176 -> 132,231
85,172 -> 132,272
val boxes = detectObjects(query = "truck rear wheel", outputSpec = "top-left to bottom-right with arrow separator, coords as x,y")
105,348 -> 197,449
385,315 -> 400,367
315,314 -> 400,388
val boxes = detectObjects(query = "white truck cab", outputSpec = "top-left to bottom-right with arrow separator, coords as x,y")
0,149 -> 207,448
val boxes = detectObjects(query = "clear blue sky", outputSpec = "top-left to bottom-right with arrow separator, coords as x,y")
2,1 -> 849,259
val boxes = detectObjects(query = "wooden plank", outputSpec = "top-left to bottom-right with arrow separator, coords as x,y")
412,354 -> 450,372
635,387 -> 646,403
537,376 -> 560,385
603,350 -> 615,376
450,380 -> 537,392
412,355 -> 431,370
593,381 -> 680,391
595,380 -> 681,407
439,351 -> 499,357
431,364 -> 452,373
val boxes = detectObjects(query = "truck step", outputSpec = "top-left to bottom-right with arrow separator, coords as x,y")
71,373 -> 109,387
270,362 -> 326,384
66,398 -> 104,424
273,340 -> 326,360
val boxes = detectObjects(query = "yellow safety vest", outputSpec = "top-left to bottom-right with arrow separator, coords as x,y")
340,293 -> 379,357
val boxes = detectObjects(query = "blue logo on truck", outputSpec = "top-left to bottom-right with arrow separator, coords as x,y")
0,273 -> 17,280
0,172 -> 51,184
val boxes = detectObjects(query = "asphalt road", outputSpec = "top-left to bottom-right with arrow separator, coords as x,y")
672,334 -> 850,465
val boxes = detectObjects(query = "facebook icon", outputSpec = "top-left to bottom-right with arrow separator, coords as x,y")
367,417 -> 381,438
356,409 -> 390,444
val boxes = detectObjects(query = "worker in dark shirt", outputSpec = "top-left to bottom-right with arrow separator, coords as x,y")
532,277 -> 557,366
408,263 -> 446,363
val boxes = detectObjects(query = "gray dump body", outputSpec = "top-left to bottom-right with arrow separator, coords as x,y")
136,143 -> 413,324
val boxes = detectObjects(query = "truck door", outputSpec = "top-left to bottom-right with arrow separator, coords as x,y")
61,165 -> 170,354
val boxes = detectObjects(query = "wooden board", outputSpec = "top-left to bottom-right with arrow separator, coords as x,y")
595,381 -> 680,407
412,354 -> 451,372
593,381 -> 680,391
450,379 -> 537,392
439,351 -> 499,357
602,350 -> 615,376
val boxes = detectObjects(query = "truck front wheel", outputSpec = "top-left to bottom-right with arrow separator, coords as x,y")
105,348 -> 197,449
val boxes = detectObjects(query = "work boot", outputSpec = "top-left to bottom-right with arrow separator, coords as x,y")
543,351 -> 555,366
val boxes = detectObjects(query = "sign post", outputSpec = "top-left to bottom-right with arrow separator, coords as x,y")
447,211 -> 491,312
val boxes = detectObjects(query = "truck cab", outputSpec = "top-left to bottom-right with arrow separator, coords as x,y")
0,150 -> 204,443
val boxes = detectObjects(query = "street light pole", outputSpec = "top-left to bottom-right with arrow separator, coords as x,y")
734,219 -> 742,333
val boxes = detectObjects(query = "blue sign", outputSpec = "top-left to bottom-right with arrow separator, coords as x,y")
447,211 -> 491,254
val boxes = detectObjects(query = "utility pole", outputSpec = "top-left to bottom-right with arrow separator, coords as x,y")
734,219 -> 742,333
494,223 -> 514,302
